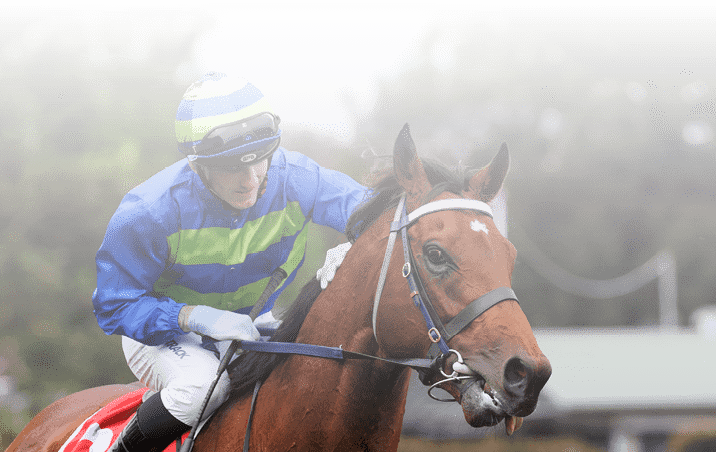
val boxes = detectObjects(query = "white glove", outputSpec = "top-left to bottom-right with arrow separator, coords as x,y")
182,305 -> 260,342
316,242 -> 352,289
253,311 -> 282,330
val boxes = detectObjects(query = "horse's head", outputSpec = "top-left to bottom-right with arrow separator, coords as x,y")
371,124 -> 551,433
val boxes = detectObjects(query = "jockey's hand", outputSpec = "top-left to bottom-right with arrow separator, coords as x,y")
316,242 -> 352,290
253,311 -> 282,330
181,305 -> 260,342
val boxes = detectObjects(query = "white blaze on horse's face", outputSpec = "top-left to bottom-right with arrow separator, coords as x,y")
470,219 -> 489,235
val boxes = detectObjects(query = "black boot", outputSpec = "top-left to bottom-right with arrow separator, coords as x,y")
109,391 -> 190,452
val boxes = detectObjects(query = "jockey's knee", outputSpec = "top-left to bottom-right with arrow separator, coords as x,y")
160,372 -> 231,425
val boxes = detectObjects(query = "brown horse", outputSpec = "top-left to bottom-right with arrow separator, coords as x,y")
8,124 -> 551,452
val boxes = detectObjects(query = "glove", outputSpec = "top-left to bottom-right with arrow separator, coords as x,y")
253,311 -> 282,330
182,305 -> 260,342
315,242 -> 352,289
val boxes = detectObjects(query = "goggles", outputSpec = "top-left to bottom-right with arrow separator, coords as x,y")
181,112 -> 281,167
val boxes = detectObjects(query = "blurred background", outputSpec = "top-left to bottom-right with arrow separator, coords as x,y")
1,1 -> 715,451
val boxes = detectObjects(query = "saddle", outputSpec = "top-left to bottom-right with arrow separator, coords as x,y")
58,387 -> 193,452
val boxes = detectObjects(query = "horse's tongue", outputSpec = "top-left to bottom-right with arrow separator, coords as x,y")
505,416 -> 523,436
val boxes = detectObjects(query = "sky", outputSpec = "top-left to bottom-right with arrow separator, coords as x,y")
186,8 -> 435,140
187,1 -> 716,141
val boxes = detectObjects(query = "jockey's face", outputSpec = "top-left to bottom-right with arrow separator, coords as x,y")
202,159 -> 269,210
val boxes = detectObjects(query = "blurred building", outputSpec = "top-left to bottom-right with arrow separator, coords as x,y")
402,306 -> 716,452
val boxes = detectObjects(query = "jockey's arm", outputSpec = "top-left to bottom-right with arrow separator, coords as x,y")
92,200 -> 189,346
285,154 -> 369,289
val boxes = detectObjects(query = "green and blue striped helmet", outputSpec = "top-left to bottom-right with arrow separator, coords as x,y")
176,72 -> 281,167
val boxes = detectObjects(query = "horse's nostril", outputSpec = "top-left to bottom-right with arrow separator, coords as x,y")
504,357 -> 529,384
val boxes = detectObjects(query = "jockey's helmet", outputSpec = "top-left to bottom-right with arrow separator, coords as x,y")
176,72 -> 281,167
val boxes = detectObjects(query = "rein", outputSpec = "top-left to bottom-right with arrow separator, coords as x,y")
228,339 -> 435,373
228,193 -> 518,381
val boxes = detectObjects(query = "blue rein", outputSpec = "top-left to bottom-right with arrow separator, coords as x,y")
234,192 -> 519,372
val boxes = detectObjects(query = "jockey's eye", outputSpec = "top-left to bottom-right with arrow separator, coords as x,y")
422,242 -> 457,275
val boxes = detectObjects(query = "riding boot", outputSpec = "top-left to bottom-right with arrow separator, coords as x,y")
108,390 -> 190,452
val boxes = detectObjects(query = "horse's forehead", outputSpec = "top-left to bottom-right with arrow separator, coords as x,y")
417,210 -> 492,238
404,191 -> 504,250
413,211 -> 511,261
470,219 -> 489,235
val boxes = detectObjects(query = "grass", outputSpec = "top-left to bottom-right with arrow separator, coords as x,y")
397,436 -> 606,452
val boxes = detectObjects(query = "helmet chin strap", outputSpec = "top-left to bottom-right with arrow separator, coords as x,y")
256,174 -> 268,199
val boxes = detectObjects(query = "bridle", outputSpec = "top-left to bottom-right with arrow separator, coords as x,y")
372,193 -> 519,398
229,192 -> 519,393
220,192 -> 522,452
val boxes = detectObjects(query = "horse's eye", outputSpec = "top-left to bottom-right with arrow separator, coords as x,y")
426,246 -> 447,265
423,243 -> 455,274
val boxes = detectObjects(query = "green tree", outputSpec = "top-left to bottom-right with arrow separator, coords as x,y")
0,13 -> 208,447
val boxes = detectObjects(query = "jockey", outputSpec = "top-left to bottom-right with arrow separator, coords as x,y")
92,72 -> 365,452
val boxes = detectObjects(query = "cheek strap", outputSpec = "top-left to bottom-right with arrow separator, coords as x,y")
192,162 -> 222,202
256,156 -> 272,200
257,175 -> 268,200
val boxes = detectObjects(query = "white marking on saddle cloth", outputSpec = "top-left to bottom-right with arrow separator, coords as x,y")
81,423 -> 114,452
57,410 -> 98,452
57,410 -> 107,452
470,219 -> 489,235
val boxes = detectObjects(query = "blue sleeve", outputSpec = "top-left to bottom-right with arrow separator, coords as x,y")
92,194 -> 187,346
285,152 -> 369,233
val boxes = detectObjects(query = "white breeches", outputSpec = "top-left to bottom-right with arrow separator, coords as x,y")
122,311 -> 278,425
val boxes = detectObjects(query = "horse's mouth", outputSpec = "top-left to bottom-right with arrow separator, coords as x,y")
448,376 -> 524,434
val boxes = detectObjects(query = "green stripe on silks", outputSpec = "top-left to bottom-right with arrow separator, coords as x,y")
166,202 -> 306,267
155,226 -> 309,311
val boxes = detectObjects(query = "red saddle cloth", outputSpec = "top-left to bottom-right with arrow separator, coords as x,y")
58,387 -> 190,452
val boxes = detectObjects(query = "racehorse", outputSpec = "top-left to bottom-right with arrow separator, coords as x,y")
8,124 -> 551,452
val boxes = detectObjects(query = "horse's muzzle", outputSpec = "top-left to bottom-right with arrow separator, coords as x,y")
498,354 -> 552,416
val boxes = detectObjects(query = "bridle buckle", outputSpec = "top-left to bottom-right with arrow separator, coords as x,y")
402,262 -> 411,277
428,327 -> 441,343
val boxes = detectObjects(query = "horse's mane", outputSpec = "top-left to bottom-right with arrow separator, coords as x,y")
225,159 -> 468,405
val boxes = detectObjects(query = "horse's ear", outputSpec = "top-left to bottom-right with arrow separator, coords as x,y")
463,143 -> 509,203
394,124 -> 431,206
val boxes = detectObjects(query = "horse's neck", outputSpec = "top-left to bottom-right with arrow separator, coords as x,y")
206,219 -> 411,450
294,221 -> 387,355
254,224 -> 411,448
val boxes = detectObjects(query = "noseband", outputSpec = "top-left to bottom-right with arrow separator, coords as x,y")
372,194 -> 519,361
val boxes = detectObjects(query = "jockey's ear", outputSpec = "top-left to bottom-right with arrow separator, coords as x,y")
394,124 -> 431,209
463,143 -> 509,203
